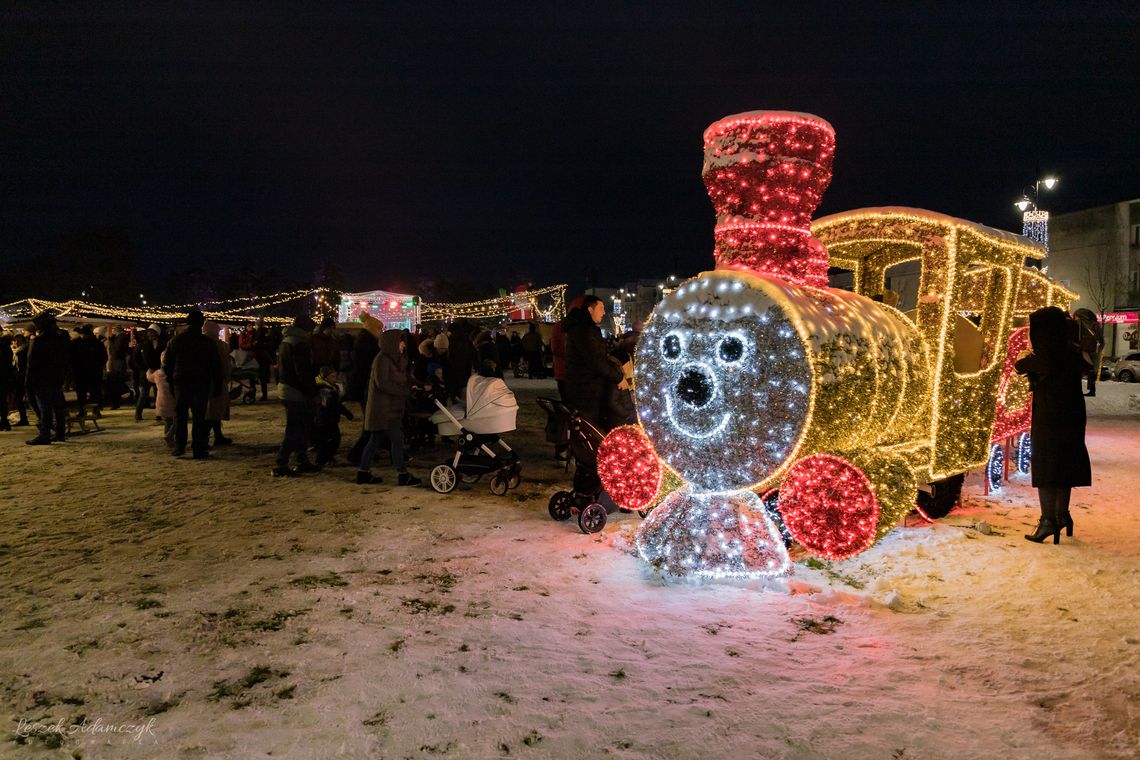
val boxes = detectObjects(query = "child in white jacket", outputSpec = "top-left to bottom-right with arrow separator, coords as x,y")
146,351 -> 176,447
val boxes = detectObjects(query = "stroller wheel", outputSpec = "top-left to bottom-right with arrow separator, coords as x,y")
506,470 -> 521,489
489,475 -> 509,496
430,464 -> 457,494
578,503 -> 607,534
548,491 -> 573,521
459,472 -> 481,484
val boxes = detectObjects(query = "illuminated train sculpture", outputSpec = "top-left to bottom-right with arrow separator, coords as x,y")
594,111 -> 1075,577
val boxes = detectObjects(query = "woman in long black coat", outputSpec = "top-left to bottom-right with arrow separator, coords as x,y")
1014,306 -> 1091,543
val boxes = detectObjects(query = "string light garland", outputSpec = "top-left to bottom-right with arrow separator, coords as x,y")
420,285 -> 567,322
4,284 -> 571,328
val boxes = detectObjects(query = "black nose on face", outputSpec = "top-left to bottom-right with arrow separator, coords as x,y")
676,366 -> 714,408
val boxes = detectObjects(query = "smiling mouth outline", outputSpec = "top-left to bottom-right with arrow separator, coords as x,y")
664,394 -> 731,440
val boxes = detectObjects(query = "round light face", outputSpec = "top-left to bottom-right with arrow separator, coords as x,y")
635,272 -> 811,492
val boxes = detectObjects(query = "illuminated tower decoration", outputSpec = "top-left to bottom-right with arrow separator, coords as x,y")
1022,209 -> 1049,250
704,111 -> 835,288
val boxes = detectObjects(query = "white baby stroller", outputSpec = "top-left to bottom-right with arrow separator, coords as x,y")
428,374 -> 522,495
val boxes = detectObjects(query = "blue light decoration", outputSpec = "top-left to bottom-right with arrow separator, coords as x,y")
1022,210 -> 1049,251
986,443 -> 1005,493
1016,432 -> 1032,475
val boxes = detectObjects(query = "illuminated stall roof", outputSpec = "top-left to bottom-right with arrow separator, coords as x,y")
338,290 -> 421,331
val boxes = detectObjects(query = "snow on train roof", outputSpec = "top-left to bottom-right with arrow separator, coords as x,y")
812,207 -> 1045,256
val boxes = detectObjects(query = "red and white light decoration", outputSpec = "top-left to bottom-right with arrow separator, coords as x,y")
778,453 -> 880,560
991,326 -> 1033,441
598,426 -> 663,512
703,111 -> 835,288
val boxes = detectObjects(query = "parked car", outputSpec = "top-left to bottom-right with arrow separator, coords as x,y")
1105,353 -> 1140,383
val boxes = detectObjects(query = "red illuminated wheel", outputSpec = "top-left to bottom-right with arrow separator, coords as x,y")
578,503 -> 607,534
548,491 -> 573,521
598,425 -> 662,512
779,453 -> 880,560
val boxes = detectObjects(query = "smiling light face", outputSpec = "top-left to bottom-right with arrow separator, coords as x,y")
634,272 -> 812,492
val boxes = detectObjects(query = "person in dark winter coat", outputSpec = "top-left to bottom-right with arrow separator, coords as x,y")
272,315 -> 319,476
346,313 -> 383,465
163,309 -> 223,459
356,329 -> 421,486
133,328 -> 162,421
0,334 -> 14,431
11,333 -> 32,426
348,314 -> 381,403
444,322 -> 477,405
562,296 -> 625,430
1015,306 -> 1092,543
312,366 -> 354,465
69,325 -> 106,408
25,312 -> 71,445
521,322 -> 545,378
1073,308 -> 1104,397
309,316 -> 339,370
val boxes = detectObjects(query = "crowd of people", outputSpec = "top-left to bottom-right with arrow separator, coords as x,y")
1,295 -> 640,486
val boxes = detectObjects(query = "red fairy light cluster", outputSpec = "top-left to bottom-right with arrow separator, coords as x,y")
702,112 -> 835,288
778,453 -> 880,560
598,426 -> 663,511
991,326 -> 1033,440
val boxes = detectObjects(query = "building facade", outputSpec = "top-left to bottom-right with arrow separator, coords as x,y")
1043,198 -> 1140,357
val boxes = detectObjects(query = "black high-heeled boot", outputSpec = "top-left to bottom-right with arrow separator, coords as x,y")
1059,512 -> 1073,537
1025,518 -> 1060,544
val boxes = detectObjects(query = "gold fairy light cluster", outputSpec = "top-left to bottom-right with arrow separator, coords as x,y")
810,207 -> 1060,483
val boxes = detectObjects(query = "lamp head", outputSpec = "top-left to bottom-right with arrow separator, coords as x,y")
1015,197 -> 1031,212
1042,177 -> 1058,190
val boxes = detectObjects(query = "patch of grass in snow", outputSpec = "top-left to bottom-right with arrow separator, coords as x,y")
401,598 -> 455,615
64,639 -> 101,656
289,572 -> 347,589
389,638 -> 405,653
363,708 -> 391,728
133,598 -> 163,610
209,665 -> 290,709
609,668 -> 626,680
792,615 -> 844,637
419,740 -> 457,754
249,609 -> 309,632
494,691 -> 516,703
521,731 -> 543,747
798,557 -> 865,589
415,570 -> 458,592
142,698 -> 179,716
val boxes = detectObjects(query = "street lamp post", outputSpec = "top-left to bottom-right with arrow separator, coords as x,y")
1014,176 -> 1058,264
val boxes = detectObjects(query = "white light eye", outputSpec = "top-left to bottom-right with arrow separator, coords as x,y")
662,332 -> 683,360
717,333 -> 749,364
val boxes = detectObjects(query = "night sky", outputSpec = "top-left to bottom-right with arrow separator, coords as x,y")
3,2 -> 1138,298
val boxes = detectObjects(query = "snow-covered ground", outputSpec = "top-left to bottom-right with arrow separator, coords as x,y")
1,380 -> 1138,759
